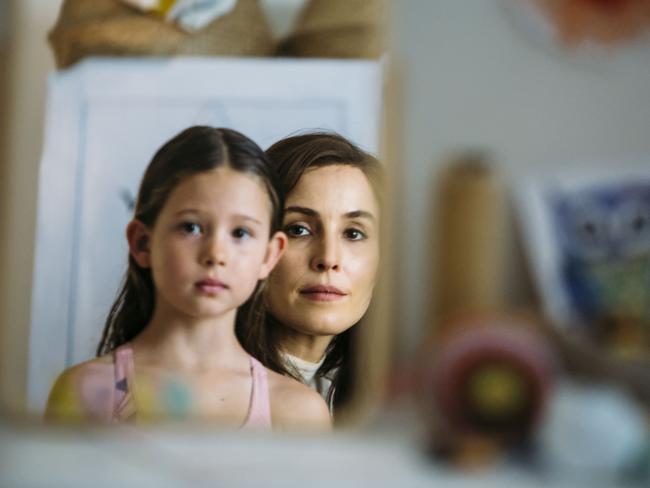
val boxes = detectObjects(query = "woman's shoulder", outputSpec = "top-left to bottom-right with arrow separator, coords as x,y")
44,354 -> 117,423
265,368 -> 331,431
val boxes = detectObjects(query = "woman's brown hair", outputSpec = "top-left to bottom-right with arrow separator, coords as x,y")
236,131 -> 383,416
97,126 -> 284,356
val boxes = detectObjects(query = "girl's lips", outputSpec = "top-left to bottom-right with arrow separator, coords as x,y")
299,285 -> 347,302
195,278 -> 228,295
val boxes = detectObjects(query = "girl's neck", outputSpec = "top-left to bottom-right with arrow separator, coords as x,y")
130,304 -> 248,372
278,326 -> 334,364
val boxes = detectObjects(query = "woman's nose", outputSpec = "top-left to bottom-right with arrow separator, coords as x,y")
201,235 -> 227,267
310,234 -> 340,272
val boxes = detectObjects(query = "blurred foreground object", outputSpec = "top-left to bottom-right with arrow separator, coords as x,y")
420,318 -> 557,466
278,0 -> 386,59
49,0 -> 273,69
419,154 -> 557,466
414,153 -> 650,477
120,0 -> 237,33
434,152 -> 507,322
532,0 -> 650,46
537,381 -> 650,484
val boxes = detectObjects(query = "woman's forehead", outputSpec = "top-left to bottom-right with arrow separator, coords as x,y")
286,165 -> 379,217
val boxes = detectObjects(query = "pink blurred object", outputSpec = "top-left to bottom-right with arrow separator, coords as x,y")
533,0 -> 650,46
420,318 -> 557,441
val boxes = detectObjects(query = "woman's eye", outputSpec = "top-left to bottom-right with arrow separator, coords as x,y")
284,224 -> 311,238
232,227 -> 251,240
344,228 -> 366,241
181,222 -> 202,235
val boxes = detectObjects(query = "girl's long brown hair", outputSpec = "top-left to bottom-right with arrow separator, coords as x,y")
236,132 -> 383,416
97,126 -> 284,356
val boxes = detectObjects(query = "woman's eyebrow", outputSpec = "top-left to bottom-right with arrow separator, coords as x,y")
285,206 -> 376,222
284,206 -> 318,217
345,210 -> 376,222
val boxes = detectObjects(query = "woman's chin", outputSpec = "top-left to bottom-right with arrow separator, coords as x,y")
290,313 -> 356,337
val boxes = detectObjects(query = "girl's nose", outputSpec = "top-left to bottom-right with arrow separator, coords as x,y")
310,233 -> 340,272
202,235 -> 227,267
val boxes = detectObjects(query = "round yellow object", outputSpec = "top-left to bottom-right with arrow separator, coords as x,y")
466,364 -> 527,417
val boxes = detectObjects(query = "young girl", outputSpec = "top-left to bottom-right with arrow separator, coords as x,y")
45,126 -> 331,431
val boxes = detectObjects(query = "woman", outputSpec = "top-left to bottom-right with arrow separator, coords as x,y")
237,132 -> 382,417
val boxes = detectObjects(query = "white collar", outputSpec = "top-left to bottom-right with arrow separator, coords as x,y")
283,352 -> 326,383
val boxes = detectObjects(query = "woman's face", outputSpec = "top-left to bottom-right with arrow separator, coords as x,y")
266,164 -> 380,338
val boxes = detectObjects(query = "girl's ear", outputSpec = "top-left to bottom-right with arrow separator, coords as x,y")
126,219 -> 152,268
258,231 -> 287,280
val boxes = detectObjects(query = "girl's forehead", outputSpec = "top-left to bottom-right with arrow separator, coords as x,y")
164,168 -> 271,216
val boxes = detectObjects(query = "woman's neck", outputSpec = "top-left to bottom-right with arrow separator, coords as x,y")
278,327 -> 334,364
130,303 -> 247,372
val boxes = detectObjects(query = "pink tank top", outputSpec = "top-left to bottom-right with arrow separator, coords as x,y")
112,345 -> 272,429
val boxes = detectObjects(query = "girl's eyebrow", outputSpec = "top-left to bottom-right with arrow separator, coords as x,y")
174,209 -> 263,225
237,215 -> 264,226
175,209 -> 200,216
285,206 -> 376,222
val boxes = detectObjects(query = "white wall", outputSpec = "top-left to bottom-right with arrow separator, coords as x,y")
390,0 -> 650,356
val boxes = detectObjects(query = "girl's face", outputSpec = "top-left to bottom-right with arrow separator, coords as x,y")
266,165 -> 380,338
129,167 -> 285,321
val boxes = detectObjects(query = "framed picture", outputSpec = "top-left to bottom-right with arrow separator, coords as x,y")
515,164 -> 650,356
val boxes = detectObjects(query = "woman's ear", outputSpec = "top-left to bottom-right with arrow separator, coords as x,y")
126,219 -> 152,268
258,231 -> 287,280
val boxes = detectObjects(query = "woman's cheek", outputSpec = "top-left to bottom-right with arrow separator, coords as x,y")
268,257 -> 296,290
280,247 -> 305,277
350,246 -> 379,284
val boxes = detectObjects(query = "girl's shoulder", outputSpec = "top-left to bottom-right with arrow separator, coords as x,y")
44,353 -> 117,423
265,367 -> 331,431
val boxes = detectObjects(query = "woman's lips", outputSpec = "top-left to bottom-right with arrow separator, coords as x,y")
195,278 -> 228,295
299,284 -> 347,302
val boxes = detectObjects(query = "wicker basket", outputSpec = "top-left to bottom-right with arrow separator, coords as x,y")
49,0 -> 274,69
278,0 -> 386,59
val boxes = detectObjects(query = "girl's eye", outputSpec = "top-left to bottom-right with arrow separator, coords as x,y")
344,228 -> 366,241
232,227 -> 251,240
181,222 -> 202,235
284,223 -> 311,238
